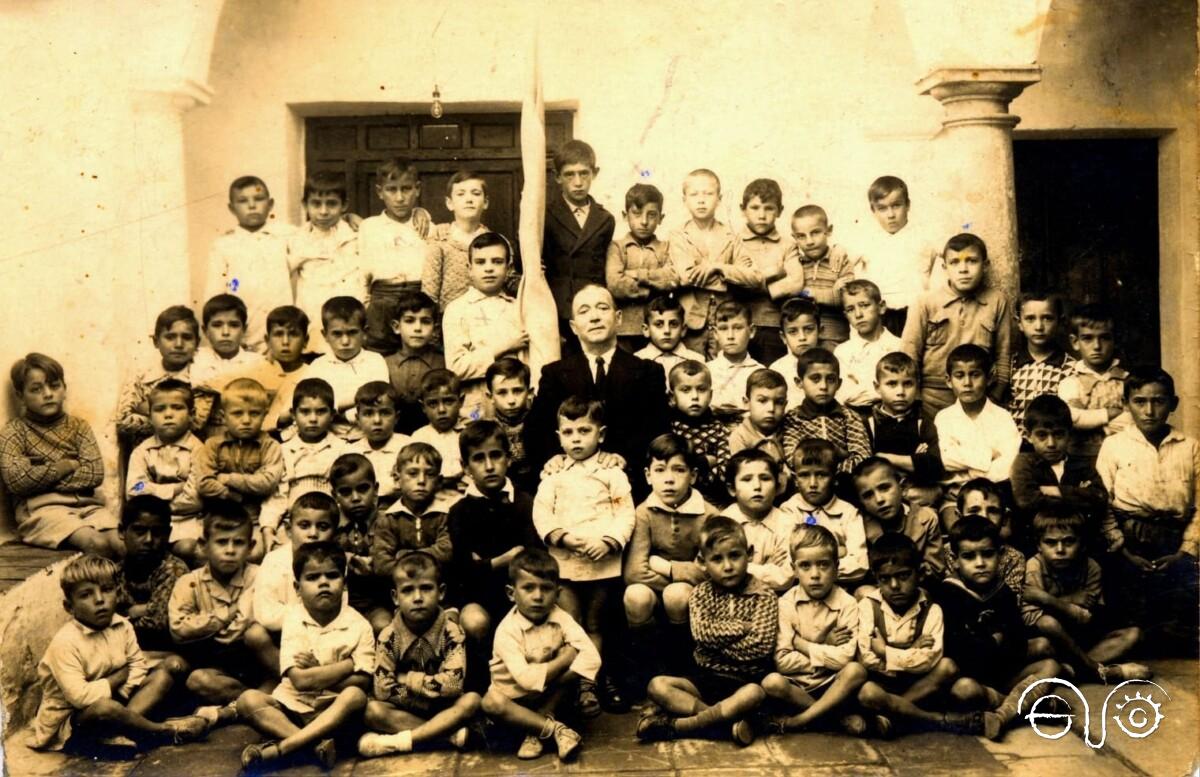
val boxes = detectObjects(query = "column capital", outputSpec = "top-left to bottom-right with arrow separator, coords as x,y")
917,67 -> 1042,129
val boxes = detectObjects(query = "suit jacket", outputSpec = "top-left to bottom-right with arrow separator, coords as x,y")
525,349 -> 668,498
543,194 -> 617,320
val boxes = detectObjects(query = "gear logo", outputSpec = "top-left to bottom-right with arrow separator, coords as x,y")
1019,678 -> 1169,748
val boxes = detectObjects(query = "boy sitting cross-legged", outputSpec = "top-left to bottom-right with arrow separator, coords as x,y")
480,548 -> 597,762
359,551 -> 482,757
933,516 -> 1064,741
637,515 -> 775,747
31,555 -> 208,752
237,541 -> 374,771
853,533 -> 960,737
760,524 -> 867,735
448,420 -> 542,691
624,433 -> 720,687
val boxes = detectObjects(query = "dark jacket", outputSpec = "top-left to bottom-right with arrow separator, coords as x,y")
543,194 -> 616,320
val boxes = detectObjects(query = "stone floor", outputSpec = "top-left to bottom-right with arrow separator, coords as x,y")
3,659 -> 1194,777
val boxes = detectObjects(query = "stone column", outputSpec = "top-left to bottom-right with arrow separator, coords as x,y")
916,67 -> 1041,303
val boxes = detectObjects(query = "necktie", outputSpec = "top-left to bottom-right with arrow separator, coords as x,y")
573,207 -> 587,228
594,356 -> 607,393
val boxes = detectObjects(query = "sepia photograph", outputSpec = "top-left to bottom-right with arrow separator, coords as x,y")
0,0 -> 1196,774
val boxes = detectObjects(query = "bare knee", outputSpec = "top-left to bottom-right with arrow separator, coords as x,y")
1027,636 -> 1054,657
364,700 -> 392,729
235,689 -> 271,718
662,583 -> 693,623
760,672 -> 791,698
481,690 -> 508,717
460,605 -> 491,642
623,584 -> 656,624
646,676 -> 673,702
841,661 -> 868,684
340,686 -> 368,710
243,623 -> 272,651
459,692 -> 482,715
857,682 -> 884,708
161,654 -> 190,676
949,677 -> 984,704
1036,614 -> 1066,637
80,698 -> 124,724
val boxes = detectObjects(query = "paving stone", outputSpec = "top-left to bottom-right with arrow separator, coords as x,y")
351,749 -> 457,776
877,732 -> 1008,776
456,747 -> 570,775
672,735 -> 780,770
764,732 -> 884,766
2,731 -> 139,777
561,737 -> 673,773
981,723 -> 1100,760
1002,755 -> 1138,776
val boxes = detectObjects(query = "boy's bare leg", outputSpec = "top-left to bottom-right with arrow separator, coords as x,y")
236,689 -> 300,758
186,668 -> 247,705
646,676 -> 764,735
481,684 -> 569,735
127,657 -> 188,717
1088,626 -> 1141,664
367,607 -> 392,636
1035,614 -> 1102,678
902,657 -> 957,704
77,699 -> 174,742
276,687 -> 367,756
771,663 -> 867,730
762,673 -> 816,712
64,527 -> 118,558
364,694 -> 480,745
243,623 -> 280,678
857,681 -> 946,727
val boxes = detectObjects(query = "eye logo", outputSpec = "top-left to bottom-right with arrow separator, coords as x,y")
1019,678 -> 1169,748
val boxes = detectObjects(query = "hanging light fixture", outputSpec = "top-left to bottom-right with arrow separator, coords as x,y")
430,85 -> 444,119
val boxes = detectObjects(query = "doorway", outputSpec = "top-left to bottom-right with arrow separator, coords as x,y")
305,112 -> 573,251
1013,137 -> 1160,364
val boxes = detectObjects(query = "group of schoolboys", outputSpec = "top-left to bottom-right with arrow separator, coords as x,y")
7,139 -> 1197,768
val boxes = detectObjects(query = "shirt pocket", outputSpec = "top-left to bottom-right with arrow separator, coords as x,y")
925,316 -> 951,347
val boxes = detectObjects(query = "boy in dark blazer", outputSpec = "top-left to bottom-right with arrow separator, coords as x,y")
544,140 -> 617,347
525,284 -> 669,502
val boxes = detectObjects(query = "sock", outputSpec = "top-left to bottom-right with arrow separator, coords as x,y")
539,716 -> 557,739
674,701 -> 721,733
995,674 -> 1040,725
388,730 -> 413,753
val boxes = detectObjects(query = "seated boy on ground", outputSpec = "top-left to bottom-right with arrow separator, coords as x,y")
854,533 -> 959,737
1023,506 -> 1151,683
481,548 -> 597,762
624,433 -> 720,686
781,438 -> 870,590
125,378 -> 205,566
359,551 -> 481,757
933,516 -> 1063,741
668,360 -> 733,506
637,515 -> 775,747
761,524 -> 867,734
0,352 -> 120,556
116,495 -> 191,653
237,541 -> 374,771
448,420 -> 542,691
168,501 -> 273,708
32,555 -> 207,752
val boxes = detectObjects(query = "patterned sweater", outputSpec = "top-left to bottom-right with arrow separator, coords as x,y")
781,400 -> 872,473
689,577 -> 779,680
670,410 -> 733,505
1009,349 -> 1073,431
0,414 -> 104,499
373,609 -> 466,714
117,554 -> 190,643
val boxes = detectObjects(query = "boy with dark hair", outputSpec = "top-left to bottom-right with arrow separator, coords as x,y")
411,368 -> 466,487
781,439 -> 870,588
854,533 -> 960,737
32,555 -> 207,752
634,293 -> 706,373
544,140 -> 617,336
727,368 -> 789,461
254,491 -> 340,635
191,294 -> 271,432
383,289 -> 446,434
347,380 -> 411,507
761,524 -> 866,733
262,305 -> 316,432
1059,303 -> 1131,464
1008,292 -> 1073,430
125,378 -> 205,564
481,548 -> 597,761
772,204 -> 856,349
204,175 -> 294,352
360,551 -> 481,757
779,347 -> 872,474
1023,507 -> 1151,682
719,449 -> 794,592
168,502 -> 271,705
1097,367 -> 1199,641
288,170 -> 365,345
733,178 -> 790,363
706,299 -> 764,415
637,515 -> 775,746
449,421 -> 542,690
360,157 -> 433,352
769,297 -> 821,410
117,305 -> 200,443
934,344 -> 1020,527
115,495 -> 191,651
1011,394 -> 1115,550
902,233 -> 1012,414
933,516 -> 1063,740
607,183 -> 676,352
852,458 -> 944,581
330,454 -> 391,632
866,351 -> 943,508
423,170 -> 495,312
856,175 -> 940,336
0,353 -> 119,556
949,478 -> 1029,603
668,360 -> 733,506
237,541 -> 374,771
485,357 -> 536,493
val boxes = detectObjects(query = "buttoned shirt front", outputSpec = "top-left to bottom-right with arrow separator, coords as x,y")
781,494 -> 869,581
385,346 -> 446,405
488,605 -> 600,698
168,563 -> 258,644
288,219 -> 366,324
273,603 -> 375,713
707,353 -> 764,410
901,283 -> 1013,390
720,503 -> 794,591
853,223 -> 939,311
732,227 -> 787,327
775,584 -> 859,690
126,433 -> 204,515
606,232 -> 675,334
443,287 -> 528,382
834,327 -> 903,407
856,588 -> 943,676
934,399 -> 1021,485
634,342 -> 705,379
299,349 -> 390,414
533,455 -> 636,581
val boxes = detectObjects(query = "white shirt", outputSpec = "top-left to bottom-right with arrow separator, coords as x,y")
707,352 -> 764,409
769,352 -> 806,410
834,327 -> 903,408
297,350 -> 390,412
583,346 -> 618,383
443,287 -> 528,382
254,544 -> 353,633
205,223 -> 295,351
288,220 -> 367,324
272,604 -> 375,713
852,223 -> 940,311
190,346 -> 272,393
634,343 -> 706,382
358,211 -> 428,286
934,399 -> 1022,485
411,424 -> 463,479
720,503 -> 794,591
781,494 -> 869,581
348,433 -> 413,498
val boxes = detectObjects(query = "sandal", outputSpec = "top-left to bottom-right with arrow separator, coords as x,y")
577,682 -> 602,719
314,738 -> 337,770
241,741 -> 281,771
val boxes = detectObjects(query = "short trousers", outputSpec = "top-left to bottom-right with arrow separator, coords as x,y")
16,493 -> 115,548
176,639 -> 264,685
257,693 -> 322,727
685,672 -> 756,705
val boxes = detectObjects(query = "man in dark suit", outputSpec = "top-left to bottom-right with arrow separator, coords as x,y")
543,140 -> 616,350
526,284 -> 669,501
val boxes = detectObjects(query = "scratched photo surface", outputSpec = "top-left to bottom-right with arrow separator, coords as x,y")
1,1 -> 1197,775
